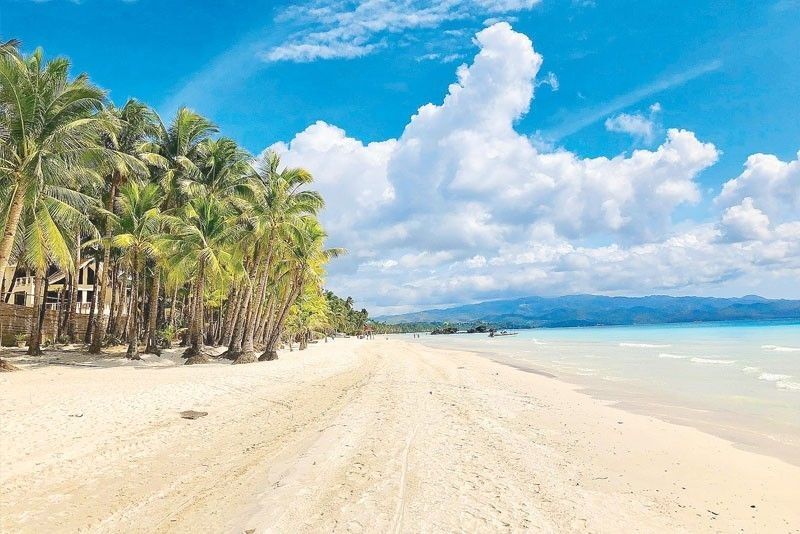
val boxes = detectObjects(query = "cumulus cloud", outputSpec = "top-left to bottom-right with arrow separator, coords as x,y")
718,198 -> 772,242
715,151 -> 800,224
264,0 -> 541,62
267,23 -> 800,312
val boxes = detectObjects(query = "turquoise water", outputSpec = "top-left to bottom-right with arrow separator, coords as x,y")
399,320 -> 800,463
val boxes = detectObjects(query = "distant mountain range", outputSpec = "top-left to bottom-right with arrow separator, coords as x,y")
376,295 -> 800,328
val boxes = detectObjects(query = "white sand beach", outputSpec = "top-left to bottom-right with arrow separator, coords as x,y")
1,338 -> 799,533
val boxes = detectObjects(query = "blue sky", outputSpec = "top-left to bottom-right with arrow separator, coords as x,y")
3,0 -> 799,312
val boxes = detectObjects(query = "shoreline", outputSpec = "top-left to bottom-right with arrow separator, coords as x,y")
484,351 -> 800,468
2,338 -> 799,532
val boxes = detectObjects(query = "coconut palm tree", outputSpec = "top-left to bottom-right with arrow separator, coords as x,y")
150,107 -> 218,210
0,45 -> 347,370
231,152 -> 324,364
102,181 -> 165,359
0,48 -> 129,292
88,100 -> 161,353
160,195 -> 243,363
11,172 -> 99,355
260,217 -> 344,361
185,137 -> 253,199
285,285 -> 331,350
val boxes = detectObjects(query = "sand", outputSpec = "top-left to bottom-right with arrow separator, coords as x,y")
1,338 -> 798,533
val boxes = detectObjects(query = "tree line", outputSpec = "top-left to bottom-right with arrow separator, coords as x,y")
0,40 -> 368,371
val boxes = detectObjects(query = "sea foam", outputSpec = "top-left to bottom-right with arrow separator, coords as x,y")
690,357 -> 736,365
758,373 -> 793,382
761,345 -> 800,352
741,366 -> 761,373
658,353 -> 688,359
776,381 -> 800,391
619,342 -> 671,348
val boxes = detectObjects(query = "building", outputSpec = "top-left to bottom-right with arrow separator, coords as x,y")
1,260 -> 112,314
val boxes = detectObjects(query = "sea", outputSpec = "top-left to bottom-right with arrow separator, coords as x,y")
398,319 -> 800,465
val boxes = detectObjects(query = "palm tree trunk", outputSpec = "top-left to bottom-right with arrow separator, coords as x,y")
84,258 -> 100,344
220,284 -> 242,347
184,261 -> 208,364
234,265 -> 268,364
121,281 -> 133,340
89,182 -> 117,353
27,269 -> 48,356
0,185 -> 26,298
260,281 -> 300,361
144,265 -> 161,354
66,234 -> 81,342
113,275 -> 127,340
126,253 -> 141,360
181,290 -> 192,346
260,296 -> 278,346
56,288 -> 66,341
223,282 -> 251,360
237,260 -> 272,362
105,263 -> 119,338
253,294 -> 271,345
168,285 -> 179,330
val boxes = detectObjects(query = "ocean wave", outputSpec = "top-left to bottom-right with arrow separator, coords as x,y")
761,345 -> 800,352
690,357 -> 736,365
619,342 -> 671,348
741,366 -> 761,373
658,353 -> 688,359
776,381 -> 800,391
758,373 -> 793,382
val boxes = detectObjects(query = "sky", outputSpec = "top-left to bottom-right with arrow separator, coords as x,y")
2,0 -> 799,314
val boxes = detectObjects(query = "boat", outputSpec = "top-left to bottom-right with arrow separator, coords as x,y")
488,330 -> 518,337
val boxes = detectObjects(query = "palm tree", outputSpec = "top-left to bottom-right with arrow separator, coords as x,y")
232,152 -> 324,364
144,107 -> 218,345
150,107 -> 218,209
12,170 -> 99,355
0,48 -> 126,293
260,217 -> 344,361
285,285 -> 331,350
103,181 -> 164,359
88,100 -> 160,353
185,137 -> 252,199
160,195 -> 243,363
0,45 -> 348,370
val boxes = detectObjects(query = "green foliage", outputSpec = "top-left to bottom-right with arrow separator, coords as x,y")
324,292 -> 369,335
430,326 -> 459,335
0,44 -> 358,360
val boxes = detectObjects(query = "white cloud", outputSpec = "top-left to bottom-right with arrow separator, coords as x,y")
718,198 -> 772,242
269,121 -> 396,238
547,60 -> 721,140
268,23 -> 800,312
604,101 -> 662,144
605,112 -> 656,143
265,0 -> 542,63
716,151 -> 800,224
535,71 -> 559,91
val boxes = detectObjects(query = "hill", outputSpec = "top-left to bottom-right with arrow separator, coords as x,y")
376,295 -> 800,328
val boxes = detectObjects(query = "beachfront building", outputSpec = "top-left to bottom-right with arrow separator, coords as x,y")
1,261 -> 112,314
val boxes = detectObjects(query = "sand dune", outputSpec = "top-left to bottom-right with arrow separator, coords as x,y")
1,339 -> 798,532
